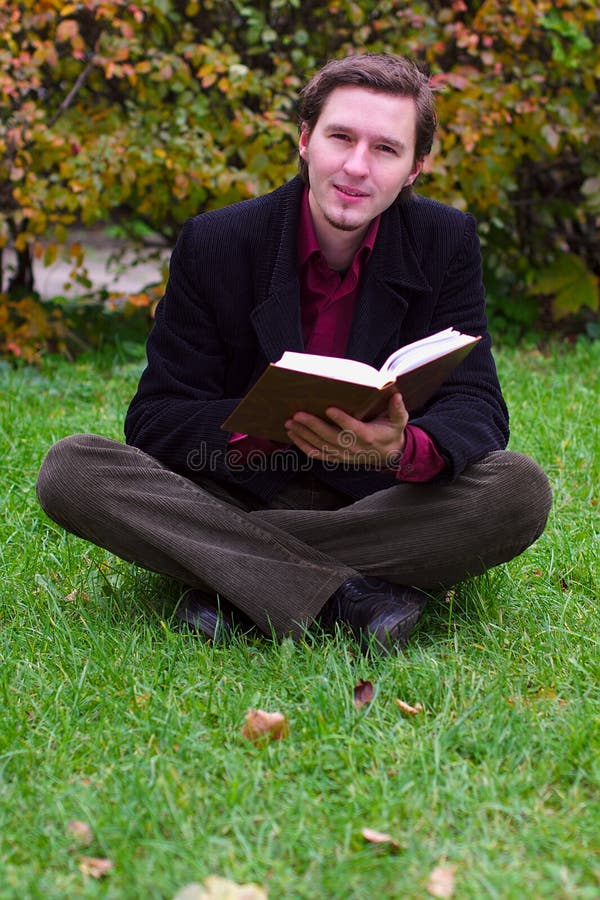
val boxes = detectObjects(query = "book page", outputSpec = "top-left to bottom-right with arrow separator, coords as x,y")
382,329 -> 476,376
274,351 -> 386,388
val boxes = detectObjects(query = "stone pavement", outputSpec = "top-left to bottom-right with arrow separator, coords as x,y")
2,230 -> 170,299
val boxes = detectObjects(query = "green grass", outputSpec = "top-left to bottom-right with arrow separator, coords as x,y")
0,339 -> 598,899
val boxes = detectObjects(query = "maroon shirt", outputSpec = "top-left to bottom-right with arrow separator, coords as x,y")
231,190 -> 446,481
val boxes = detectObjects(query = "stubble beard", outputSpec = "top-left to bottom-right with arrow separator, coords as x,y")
323,209 -> 365,233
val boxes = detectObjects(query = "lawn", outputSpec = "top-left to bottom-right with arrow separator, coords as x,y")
0,338 -> 598,899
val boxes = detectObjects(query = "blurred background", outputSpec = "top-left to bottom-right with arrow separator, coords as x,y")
1,0 -> 598,360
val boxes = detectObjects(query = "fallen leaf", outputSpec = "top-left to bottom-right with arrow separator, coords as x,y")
78,856 -> 114,878
427,864 -> 456,898
130,692 -> 152,709
353,679 -> 374,709
361,827 -> 400,849
66,819 -> 93,847
173,875 -> 268,899
395,699 -> 423,716
241,708 -> 288,743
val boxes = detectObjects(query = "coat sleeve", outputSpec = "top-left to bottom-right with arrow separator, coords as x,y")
124,216 -> 255,481
409,212 -> 509,479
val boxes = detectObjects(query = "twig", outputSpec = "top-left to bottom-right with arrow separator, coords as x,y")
47,55 -> 95,128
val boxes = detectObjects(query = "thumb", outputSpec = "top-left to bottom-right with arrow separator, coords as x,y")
389,391 -> 408,425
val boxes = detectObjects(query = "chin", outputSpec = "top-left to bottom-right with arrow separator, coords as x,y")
325,214 -> 364,233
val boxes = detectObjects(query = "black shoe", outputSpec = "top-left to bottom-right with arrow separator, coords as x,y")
175,590 -> 256,642
322,575 -> 428,652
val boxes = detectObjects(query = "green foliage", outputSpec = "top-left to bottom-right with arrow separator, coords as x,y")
529,253 -> 599,320
1,0 -> 599,358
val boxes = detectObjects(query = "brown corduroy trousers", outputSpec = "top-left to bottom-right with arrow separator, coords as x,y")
36,434 -> 552,638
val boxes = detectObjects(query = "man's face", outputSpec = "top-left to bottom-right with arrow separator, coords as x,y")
299,86 -> 423,245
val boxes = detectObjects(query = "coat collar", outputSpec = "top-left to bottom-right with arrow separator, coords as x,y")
251,179 -> 431,365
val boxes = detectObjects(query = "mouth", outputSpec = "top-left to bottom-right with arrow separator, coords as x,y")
334,184 -> 370,199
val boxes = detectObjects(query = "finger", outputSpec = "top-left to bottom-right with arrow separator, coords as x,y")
388,392 -> 409,425
286,414 -> 348,448
286,431 -> 341,461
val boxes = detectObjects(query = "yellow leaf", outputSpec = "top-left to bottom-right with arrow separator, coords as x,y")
43,243 -> 58,266
66,819 -> 93,847
395,699 -> 423,716
173,876 -> 268,899
427,864 -> 457,898
78,857 -> 114,878
361,828 -> 401,849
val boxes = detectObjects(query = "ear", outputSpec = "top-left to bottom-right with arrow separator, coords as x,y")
404,158 -> 424,187
298,123 -> 310,159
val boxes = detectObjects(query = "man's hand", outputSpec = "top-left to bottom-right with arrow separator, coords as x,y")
285,392 -> 409,469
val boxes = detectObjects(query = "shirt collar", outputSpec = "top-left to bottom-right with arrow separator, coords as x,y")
297,187 -> 380,269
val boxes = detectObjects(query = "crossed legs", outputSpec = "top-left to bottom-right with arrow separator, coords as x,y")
36,434 -> 552,638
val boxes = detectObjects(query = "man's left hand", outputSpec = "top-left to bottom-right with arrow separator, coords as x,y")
285,392 -> 409,469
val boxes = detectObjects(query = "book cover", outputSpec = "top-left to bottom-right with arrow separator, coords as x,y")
222,337 -> 479,443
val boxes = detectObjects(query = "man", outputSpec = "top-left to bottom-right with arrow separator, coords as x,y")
36,54 -> 552,652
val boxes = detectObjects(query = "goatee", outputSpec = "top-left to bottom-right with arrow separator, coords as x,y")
323,211 -> 363,233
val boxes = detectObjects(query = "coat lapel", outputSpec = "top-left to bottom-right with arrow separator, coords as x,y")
250,179 -> 305,363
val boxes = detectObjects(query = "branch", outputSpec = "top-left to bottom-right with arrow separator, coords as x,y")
47,54 -> 95,128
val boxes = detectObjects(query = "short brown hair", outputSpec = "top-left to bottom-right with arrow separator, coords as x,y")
297,53 -> 437,183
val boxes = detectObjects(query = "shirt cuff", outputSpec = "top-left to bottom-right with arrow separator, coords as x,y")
394,425 -> 447,482
228,432 -> 286,462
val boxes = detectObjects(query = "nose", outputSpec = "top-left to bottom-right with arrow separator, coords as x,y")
343,143 -> 369,177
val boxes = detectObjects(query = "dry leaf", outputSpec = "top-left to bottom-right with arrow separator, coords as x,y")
395,699 -> 423,716
66,819 -> 93,847
241,708 -> 288,743
426,864 -> 456,898
353,679 -> 374,709
361,827 -> 400,849
130,692 -> 152,709
173,876 -> 268,899
78,856 -> 114,878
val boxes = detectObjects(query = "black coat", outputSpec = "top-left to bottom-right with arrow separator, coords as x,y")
125,177 -> 508,501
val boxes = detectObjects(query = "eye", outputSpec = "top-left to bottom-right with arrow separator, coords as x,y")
377,144 -> 397,155
330,132 -> 351,142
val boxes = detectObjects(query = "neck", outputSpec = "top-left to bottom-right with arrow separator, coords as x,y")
316,227 -> 366,271
307,189 -> 369,271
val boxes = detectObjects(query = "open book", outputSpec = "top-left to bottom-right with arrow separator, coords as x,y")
222,328 -> 480,442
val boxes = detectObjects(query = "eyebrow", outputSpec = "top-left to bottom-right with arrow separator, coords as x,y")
324,123 -> 407,152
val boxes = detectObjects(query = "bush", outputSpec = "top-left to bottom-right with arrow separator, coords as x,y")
1,0 -> 598,358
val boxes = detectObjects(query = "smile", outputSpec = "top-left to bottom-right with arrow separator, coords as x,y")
334,184 -> 369,198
